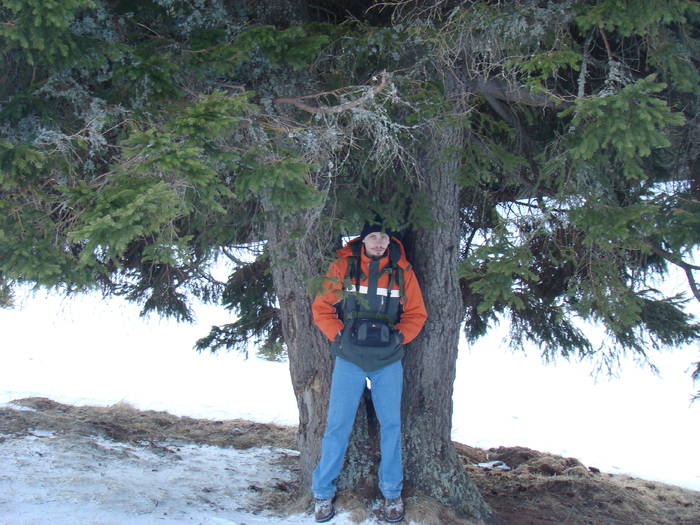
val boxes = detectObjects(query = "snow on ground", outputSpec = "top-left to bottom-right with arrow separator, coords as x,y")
0,408 -> 387,525
0,426 -> 298,524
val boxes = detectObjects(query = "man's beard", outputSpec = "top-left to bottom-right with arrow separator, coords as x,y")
367,249 -> 387,260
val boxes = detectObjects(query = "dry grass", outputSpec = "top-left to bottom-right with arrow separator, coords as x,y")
2,397 -> 699,525
456,444 -> 700,525
1,396 -> 297,450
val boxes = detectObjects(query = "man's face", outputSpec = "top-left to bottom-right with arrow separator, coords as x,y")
362,231 -> 391,258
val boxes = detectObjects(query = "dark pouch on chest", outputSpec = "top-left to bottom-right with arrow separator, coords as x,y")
350,318 -> 392,347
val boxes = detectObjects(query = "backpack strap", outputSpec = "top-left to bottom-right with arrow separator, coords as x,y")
350,240 -> 363,292
343,310 -> 395,326
387,240 -> 406,304
396,264 -> 406,304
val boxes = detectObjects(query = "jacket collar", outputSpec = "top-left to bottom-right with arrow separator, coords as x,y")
337,236 -> 409,268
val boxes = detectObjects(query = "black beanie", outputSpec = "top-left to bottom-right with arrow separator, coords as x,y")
360,219 -> 393,241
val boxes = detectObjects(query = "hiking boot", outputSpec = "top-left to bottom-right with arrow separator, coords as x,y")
383,497 -> 404,522
314,498 -> 334,523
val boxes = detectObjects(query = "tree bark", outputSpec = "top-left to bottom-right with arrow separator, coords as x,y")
403,118 -> 495,521
263,208 -> 333,492
264,206 -> 381,497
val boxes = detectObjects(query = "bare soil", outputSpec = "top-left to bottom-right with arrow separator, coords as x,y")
2,397 -> 698,525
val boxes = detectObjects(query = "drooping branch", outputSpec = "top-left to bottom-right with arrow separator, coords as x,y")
274,71 -> 388,114
463,76 -> 569,109
650,245 -> 700,303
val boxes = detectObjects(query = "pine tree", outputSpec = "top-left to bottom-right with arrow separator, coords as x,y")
2,1 -> 700,521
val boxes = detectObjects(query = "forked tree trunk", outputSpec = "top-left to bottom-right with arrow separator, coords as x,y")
262,25 -> 495,519
264,122 -> 496,522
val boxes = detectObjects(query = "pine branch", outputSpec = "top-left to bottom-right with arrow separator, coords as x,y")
274,71 -> 388,114
135,22 -> 163,38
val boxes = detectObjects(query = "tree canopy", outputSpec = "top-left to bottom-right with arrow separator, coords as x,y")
2,0 -> 700,396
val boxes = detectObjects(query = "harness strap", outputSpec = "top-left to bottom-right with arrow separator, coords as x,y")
384,266 -> 395,315
343,310 -> 396,326
350,242 -> 363,293
396,266 -> 406,304
345,238 -> 405,314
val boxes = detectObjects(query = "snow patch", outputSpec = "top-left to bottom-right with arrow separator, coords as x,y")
0,431 -> 309,525
476,460 -> 511,471
1,402 -> 38,412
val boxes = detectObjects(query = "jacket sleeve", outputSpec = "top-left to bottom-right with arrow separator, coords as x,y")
394,266 -> 428,344
311,258 -> 347,341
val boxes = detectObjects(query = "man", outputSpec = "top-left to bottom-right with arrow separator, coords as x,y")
311,220 -> 428,523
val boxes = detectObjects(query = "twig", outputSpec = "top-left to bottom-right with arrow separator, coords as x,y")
578,30 -> 595,98
274,71 -> 388,115
599,28 -> 613,62
214,83 -> 247,92
463,76 -> 569,109
650,245 -> 700,303
136,22 -> 163,38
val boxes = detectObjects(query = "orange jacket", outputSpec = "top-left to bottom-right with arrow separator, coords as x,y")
312,236 -> 427,344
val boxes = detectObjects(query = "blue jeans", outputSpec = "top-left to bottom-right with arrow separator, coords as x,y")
312,357 -> 404,500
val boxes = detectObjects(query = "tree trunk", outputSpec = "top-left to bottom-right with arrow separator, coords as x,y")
263,208 -> 332,493
265,94 -> 495,525
403,119 -> 495,521
264,206 -> 381,497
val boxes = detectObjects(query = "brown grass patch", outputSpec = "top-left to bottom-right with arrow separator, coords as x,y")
461,445 -> 700,525
1,396 -> 296,450
2,397 -> 699,525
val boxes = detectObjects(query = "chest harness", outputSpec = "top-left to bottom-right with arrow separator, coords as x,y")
342,239 -> 407,329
